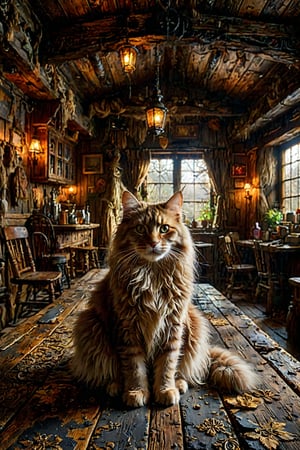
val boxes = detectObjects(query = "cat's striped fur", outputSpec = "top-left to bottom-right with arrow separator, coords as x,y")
72,191 -> 258,407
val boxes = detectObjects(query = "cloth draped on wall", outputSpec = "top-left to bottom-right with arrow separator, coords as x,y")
121,148 -> 151,197
204,148 -> 231,229
96,153 -> 122,247
256,146 -> 277,217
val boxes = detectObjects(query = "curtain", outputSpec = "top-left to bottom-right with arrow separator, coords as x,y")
204,148 -> 231,229
121,148 -> 151,197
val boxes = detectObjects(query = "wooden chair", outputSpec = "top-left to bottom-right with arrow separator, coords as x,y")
253,240 -> 271,302
286,277 -> 300,343
2,226 -> 62,320
25,213 -> 70,288
219,234 -> 257,299
258,243 -> 282,315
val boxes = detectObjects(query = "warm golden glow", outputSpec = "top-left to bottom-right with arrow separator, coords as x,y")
29,138 -> 42,154
146,102 -> 168,136
119,45 -> 137,73
68,185 -> 77,195
244,183 -> 252,199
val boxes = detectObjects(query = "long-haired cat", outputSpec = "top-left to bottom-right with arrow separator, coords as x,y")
72,191 -> 258,407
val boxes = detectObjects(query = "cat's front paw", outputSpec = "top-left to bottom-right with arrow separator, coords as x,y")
155,388 -> 180,406
176,378 -> 188,394
123,389 -> 150,408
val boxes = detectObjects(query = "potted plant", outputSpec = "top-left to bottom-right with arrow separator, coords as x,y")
198,203 -> 214,228
263,208 -> 283,230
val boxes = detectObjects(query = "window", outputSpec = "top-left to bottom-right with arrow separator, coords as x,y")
282,143 -> 300,213
147,155 -> 211,221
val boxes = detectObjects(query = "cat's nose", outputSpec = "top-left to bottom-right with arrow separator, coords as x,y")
150,241 -> 159,248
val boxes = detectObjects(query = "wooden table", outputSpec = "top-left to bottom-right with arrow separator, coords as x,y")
260,242 -> 300,313
1,270 -> 300,448
53,223 -> 100,249
53,223 -> 101,277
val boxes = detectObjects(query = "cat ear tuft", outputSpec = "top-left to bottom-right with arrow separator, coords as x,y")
122,190 -> 141,217
164,191 -> 183,214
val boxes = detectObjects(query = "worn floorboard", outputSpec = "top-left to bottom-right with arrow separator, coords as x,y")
0,272 -> 299,449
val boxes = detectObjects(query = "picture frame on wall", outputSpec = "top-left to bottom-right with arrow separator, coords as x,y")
82,154 -> 103,174
234,179 -> 245,189
231,163 -> 247,178
173,124 -> 199,139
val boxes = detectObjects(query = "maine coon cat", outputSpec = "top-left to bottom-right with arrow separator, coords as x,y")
72,191 -> 258,407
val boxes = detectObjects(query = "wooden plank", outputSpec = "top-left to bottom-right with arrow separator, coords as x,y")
0,378 -> 101,449
0,269 -> 104,353
197,287 -> 300,395
0,307 -> 79,431
148,404 -> 183,449
0,270 -> 105,433
1,277 -> 300,449
195,284 -> 300,449
181,386 -> 240,449
90,399 -> 150,449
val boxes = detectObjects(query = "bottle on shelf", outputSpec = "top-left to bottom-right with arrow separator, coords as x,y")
42,189 -> 49,216
253,222 -> 262,240
85,203 -> 90,224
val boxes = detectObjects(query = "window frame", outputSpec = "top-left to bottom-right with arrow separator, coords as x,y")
280,139 -> 300,214
146,151 -> 213,221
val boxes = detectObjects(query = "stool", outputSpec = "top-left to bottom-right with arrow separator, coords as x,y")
70,245 -> 100,277
42,253 -> 71,289
286,277 -> 300,343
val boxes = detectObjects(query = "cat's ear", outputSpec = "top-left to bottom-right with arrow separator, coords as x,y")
164,191 -> 183,214
122,190 -> 141,217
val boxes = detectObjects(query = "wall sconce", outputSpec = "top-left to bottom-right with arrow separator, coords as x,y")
145,47 -> 168,136
29,137 -> 42,164
244,183 -> 252,201
68,185 -> 77,202
119,44 -> 138,73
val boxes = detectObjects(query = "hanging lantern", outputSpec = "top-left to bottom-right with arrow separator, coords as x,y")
146,95 -> 168,136
145,47 -> 168,136
119,45 -> 138,73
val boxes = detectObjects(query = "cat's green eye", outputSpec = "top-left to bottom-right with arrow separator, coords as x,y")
135,224 -> 145,234
160,224 -> 169,234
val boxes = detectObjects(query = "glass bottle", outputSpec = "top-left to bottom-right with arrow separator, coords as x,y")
253,222 -> 261,240
85,203 -> 90,224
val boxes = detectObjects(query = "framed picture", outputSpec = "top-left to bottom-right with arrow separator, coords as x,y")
173,124 -> 199,139
83,154 -> 103,174
231,163 -> 247,178
234,179 -> 245,189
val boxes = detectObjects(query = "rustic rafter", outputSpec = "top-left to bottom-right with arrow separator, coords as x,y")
41,12 -> 300,67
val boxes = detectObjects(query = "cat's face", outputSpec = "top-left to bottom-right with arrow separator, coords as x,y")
119,191 -> 184,263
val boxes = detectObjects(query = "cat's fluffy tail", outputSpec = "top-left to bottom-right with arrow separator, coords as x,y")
209,346 -> 259,393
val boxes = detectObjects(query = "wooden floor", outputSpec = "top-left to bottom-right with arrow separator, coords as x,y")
0,269 -> 300,449
229,294 -> 300,362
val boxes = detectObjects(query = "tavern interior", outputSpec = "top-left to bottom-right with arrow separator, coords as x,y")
1,0 -> 300,447
1,0 -> 300,438
1,0 -> 300,345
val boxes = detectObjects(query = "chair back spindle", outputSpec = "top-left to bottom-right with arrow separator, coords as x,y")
2,225 -> 62,321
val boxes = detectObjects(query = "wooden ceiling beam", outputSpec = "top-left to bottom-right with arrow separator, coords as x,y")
121,104 -> 243,119
236,104 -> 300,151
231,86 -> 300,141
41,12 -> 300,67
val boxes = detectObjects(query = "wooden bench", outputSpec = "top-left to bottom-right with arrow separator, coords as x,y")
0,270 -> 299,448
